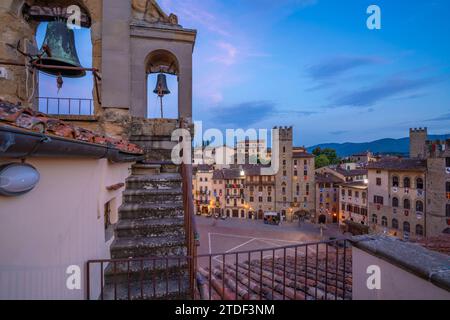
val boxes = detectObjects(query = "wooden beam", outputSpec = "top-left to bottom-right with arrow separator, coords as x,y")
22,4 -> 91,28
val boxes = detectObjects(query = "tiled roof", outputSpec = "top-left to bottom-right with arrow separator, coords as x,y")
315,173 -> 344,184
212,170 -> 224,180
0,100 -> 143,155
335,168 -> 368,177
195,164 -> 213,172
196,249 -> 353,300
367,158 -> 426,172
341,181 -> 368,190
292,151 -> 315,158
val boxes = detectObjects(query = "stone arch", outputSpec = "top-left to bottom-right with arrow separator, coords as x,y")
145,49 -> 180,75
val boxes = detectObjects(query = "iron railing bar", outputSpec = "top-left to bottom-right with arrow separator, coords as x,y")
235,252 -> 238,300
272,249 -> 275,299
283,248 -> 286,300
100,261 -> 104,301
260,250 -> 263,301
86,262 -> 90,300
315,243 -> 319,300
335,244 -> 339,300
343,240 -> 347,301
209,256 -> 212,300
153,259 -> 156,297
114,261 -> 117,301
248,252 -> 251,300
166,259 -> 169,296
305,245 -> 308,299
294,247 -> 298,300
325,243 -> 328,300
127,260 -> 131,300
141,260 -> 144,299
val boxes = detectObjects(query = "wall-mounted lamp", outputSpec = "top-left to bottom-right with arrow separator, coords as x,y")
0,163 -> 40,196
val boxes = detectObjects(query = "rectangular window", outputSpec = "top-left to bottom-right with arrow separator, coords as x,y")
376,178 -> 382,186
259,197 -> 263,203
447,204 -> 450,218
446,157 -> 450,167
267,197 -> 272,202
373,195 -> 384,205
348,190 -> 352,197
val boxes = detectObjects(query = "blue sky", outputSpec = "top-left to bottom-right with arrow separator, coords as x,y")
38,0 -> 450,146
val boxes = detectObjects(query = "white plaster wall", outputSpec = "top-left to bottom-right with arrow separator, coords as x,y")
0,158 -> 131,300
352,247 -> 450,300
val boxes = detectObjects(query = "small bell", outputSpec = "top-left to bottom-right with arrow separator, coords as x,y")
153,73 -> 171,118
153,73 -> 171,97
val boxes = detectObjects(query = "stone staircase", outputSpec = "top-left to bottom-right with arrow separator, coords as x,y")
103,158 -> 190,300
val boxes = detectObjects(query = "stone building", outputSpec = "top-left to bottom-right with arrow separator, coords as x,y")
339,182 -> 369,227
315,172 -> 343,224
192,165 -> 214,215
275,127 -> 315,222
366,128 -> 450,239
368,158 -> 427,240
244,165 -> 276,220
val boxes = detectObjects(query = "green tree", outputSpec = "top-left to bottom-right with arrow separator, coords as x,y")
315,154 -> 330,168
321,148 -> 339,165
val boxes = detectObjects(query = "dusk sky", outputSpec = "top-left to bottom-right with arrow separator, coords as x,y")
38,0 -> 450,146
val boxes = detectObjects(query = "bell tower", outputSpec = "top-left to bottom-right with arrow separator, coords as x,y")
410,127 -> 428,159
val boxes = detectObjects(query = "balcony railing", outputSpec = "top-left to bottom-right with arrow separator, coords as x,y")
36,97 -> 94,116
86,238 -> 352,300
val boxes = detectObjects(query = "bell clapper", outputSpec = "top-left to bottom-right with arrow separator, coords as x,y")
56,73 -> 63,93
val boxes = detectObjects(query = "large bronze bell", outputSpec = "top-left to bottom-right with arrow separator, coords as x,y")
153,73 -> 171,97
38,21 -> 86,78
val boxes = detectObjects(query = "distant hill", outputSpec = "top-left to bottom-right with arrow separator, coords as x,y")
307,134 -> 450,158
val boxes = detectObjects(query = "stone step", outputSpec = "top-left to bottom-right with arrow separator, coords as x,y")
104,259 -> 189,284
110,236 -> 187,259
131,163 -> 161,175
119,202 -> 184,220
143,160 -> 179,173
115,218 -> 185,238
144,149 -> 174,162
123,188 -> 183,204
102,276 -> 190,300
126,173 -> 182,190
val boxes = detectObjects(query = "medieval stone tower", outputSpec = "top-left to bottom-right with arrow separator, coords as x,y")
410,127 -> 428,159
275,126 -> 294,220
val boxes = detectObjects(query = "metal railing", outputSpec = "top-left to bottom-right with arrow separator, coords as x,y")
86,238 -> 352,300
36,97 -> 94,116
196,238 -> 352,300
181,163 -> 200,298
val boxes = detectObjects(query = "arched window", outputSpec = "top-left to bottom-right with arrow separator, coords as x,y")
381,216 -> 388,227
416,178 -> 424,190
404,177 -> 411,189
392,197 -> 399,208
392,219 -> 399,229
403,222 -> 410,233
404,199 -> 411,210
392,176 -> 399,187
372,214 -> 378,224
416,224 -> 424,236
416,201 -> 424,212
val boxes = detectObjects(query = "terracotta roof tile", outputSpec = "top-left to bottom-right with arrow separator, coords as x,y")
0,100 -> 143,155
367,158 -> 426,171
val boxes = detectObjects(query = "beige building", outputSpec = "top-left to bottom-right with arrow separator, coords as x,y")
315,173 -> 343,224
244,165 -> 276,220
366,128 -> 450,240
339,182 -> 369,227
368,158 -> 427,240
192,165 -> 214,215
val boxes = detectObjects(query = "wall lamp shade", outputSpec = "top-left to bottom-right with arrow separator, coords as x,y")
0,163 -> 40,196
